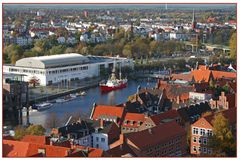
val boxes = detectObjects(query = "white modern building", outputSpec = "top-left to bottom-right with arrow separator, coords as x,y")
3,53 -> 134,86
189,92 -> 212,101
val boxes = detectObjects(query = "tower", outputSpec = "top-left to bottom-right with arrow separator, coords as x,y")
192,9 -> 197,29
84,10 -> 88,18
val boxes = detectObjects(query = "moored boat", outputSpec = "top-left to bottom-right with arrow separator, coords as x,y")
99,66 -> 127,92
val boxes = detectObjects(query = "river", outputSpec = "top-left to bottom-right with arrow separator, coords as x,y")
23,79 -> 157,126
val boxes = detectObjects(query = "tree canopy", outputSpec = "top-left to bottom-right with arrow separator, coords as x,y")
208,113 -> 236,157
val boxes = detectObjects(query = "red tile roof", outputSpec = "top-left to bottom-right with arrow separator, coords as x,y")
3,139 -> 104,157
124,113 -> 145,122
211,70 -> 236,80
191,69 -> 212,83
71,145 -> 104,157
122,113 -> 145,128
126,121 -> 186,150
92,105 -> 125,120
3,140 -> 30,157
150,109 -> 180,125
171,73 -> 193,82
21,135 -> 50,145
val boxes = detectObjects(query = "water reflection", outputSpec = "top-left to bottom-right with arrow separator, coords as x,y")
23,79 -> 156,126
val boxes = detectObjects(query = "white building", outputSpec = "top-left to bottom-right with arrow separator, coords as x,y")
189,92 -> 212,101
15,37 -> 33,46
3,53 -> 134,86
57,36 -> 66,44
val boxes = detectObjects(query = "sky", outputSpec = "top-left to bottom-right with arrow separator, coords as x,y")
3,4 -> 236,10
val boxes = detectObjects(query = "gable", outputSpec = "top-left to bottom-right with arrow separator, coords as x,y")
192,117 -> 213,129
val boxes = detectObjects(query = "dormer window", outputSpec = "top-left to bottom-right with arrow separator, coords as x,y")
130,121 -> 134,125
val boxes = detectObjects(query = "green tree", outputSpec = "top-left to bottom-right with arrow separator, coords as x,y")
122,44 -> 132,58
229,32 -> 236,60
26,125 -> 46,136
65,47 -> 75,53
14,126 -> 27,140
49,45 -> 66,55
208,113 -> 236,156
4,44 -> 23,64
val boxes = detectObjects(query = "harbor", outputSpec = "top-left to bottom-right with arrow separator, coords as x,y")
22,79 -> 156,127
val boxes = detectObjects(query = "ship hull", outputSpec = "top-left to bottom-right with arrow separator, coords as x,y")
100,82 -> 127,92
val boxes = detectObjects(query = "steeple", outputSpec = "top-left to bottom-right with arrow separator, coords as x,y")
192,9 -> 195,23
192,9 -> 197,29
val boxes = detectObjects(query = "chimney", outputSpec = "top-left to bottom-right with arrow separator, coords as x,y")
176,96 -> 180,104
100,119 -> 104,129
148,128 -> 152,134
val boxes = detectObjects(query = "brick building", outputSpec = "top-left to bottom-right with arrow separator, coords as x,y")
190,108 -> 236,156
210,92 -> 236,110
125,121 -> 187,157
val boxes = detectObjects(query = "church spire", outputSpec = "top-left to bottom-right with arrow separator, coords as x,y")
192,9 -> 197,29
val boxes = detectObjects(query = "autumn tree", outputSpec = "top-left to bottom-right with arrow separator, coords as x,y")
14,125 -> 45,140
4,44 -> 23,64
229,32 -> 236,61
28,76 -> 40,88
26,125 -> 46,136
208,113 -> 236,157
49,45 -> 66,55
14,126 -> 27,140
122,44 -> 132,58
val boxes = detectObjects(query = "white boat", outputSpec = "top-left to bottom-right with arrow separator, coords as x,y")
36,102 -> 53,111
70,93 -> 77,98
76,91 -> 87,96
56,98 -> 66,103
79,91 -> 87,96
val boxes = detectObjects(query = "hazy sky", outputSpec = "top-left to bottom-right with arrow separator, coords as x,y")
3,3 -> 236,10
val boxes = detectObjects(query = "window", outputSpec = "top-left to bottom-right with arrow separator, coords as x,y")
198,138 -> 202,144
208,149 -> 212,154
96,144 -> 99,148
203,138 -> 207,145
96,137 -> 99,142
198,147 -> 201,152
193,137 -> 197,143
193,146 -> 197,152
193,128 -> 199,135
200,129 -> 205,135
101,138 -> 105,142
203,147 -> 207,153
207,130 -> 213,136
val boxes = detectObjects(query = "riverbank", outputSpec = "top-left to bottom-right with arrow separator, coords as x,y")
29,77 -> 101,104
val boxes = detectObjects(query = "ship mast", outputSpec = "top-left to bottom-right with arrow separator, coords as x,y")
119,62 -> 122,80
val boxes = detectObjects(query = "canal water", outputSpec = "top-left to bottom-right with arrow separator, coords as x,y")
24,79 -> 156,127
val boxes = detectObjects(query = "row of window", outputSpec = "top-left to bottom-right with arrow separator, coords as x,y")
9,68 -> 45,75
96,137 -> 105,142
122,127 -> 138,132
192,146 -> 213,154
147,137 -> 182,153
47,66 -> 88,75
192,127 -> 213,136
147,145 -> 181,156
100,118 -> 117,123
192,137 -> 207,145
124,120 -> 142,126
